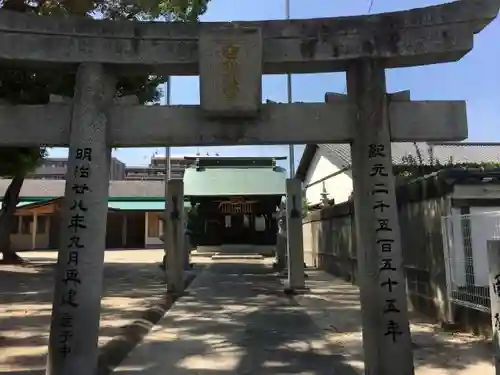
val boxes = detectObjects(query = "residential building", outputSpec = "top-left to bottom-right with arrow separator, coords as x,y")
124,156 -> 194,181
296,142 -> 500,208
27,157 -> 126,180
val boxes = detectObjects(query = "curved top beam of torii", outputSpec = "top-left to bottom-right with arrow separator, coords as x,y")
0,0 -> 497,74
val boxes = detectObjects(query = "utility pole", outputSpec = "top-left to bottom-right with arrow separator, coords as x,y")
285,0 -> 294,178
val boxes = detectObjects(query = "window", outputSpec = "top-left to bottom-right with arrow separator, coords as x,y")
37,215 -> 48,234
21,215 -> 33,234
148,214 -> 159,237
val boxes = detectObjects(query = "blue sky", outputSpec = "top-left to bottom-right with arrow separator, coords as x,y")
49,0 -> 500,172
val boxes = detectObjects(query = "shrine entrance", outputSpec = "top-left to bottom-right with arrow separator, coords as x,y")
0,2 -> 496,375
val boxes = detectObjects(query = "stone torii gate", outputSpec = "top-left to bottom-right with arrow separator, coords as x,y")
0,1 -> 497,374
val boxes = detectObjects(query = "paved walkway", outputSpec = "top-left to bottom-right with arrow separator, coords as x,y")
117,260 -> 494,375
116,261 -> 357,375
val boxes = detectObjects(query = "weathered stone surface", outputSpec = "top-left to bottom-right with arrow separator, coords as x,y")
390,101 -> 467,141
324,90 -> 468,142
347,60 -> 414,375
0,0 -> 497,39
0,101 -> 467,147
286,178 -> 305,291
110,104 -> 351,146
388,90 -> 411,101
326,90 -> 411,103
0,104 -> 70,146
164,179 -> 185,295
48,94 -> 138,104
199,27 -> 262,117
46,63 -> 115,375
0,0 -> 496,74
0,23 -> 474,75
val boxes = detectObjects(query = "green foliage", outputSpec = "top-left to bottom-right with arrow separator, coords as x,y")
395,142 -> 500,184
302,197 -> 310,218
0,0 -> 211,20
97,0 -> 211,21
0,148 -> 47,177
0,0 -> 209,259
0,0 -> 209,178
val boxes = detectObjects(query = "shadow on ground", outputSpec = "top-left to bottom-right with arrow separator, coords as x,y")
0,249 -> 179,374
0,255 -> 494,375
114,261 -> 358,375
292,270 -> 494,374
114,262 -> 494,375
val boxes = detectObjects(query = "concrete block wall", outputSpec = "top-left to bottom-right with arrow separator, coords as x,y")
302,174 -> 455,325
302,182 -> 497,335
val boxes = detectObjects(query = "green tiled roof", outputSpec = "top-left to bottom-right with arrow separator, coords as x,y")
16,199 -> 53,208
108,201 -> 165,211
184,167 -> 286,196
109,200 -> 191,211
15,198 -> 190,211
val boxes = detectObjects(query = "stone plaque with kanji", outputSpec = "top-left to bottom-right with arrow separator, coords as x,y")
199,26 -> 262,117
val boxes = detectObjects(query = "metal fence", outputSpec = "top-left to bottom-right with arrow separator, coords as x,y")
442,211 -> 500,313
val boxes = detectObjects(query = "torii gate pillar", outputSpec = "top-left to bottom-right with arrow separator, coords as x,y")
348,60 -> 414,374
164,179 -> 185,295
46,63 -> 115,375
285,178 -> 306,293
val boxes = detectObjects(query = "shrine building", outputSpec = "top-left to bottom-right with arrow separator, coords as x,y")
184,156 -> 286,247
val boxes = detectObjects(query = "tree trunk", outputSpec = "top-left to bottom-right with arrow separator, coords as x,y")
0,174 -> 25,264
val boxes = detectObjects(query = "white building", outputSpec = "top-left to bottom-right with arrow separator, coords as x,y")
296,142 -> 500,209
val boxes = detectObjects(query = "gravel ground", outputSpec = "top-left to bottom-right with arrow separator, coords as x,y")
0,249 -> 170,374
0,252 -> 495,375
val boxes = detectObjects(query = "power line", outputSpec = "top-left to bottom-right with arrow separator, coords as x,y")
367,0 -> 375,13
285,0 -> 294,178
